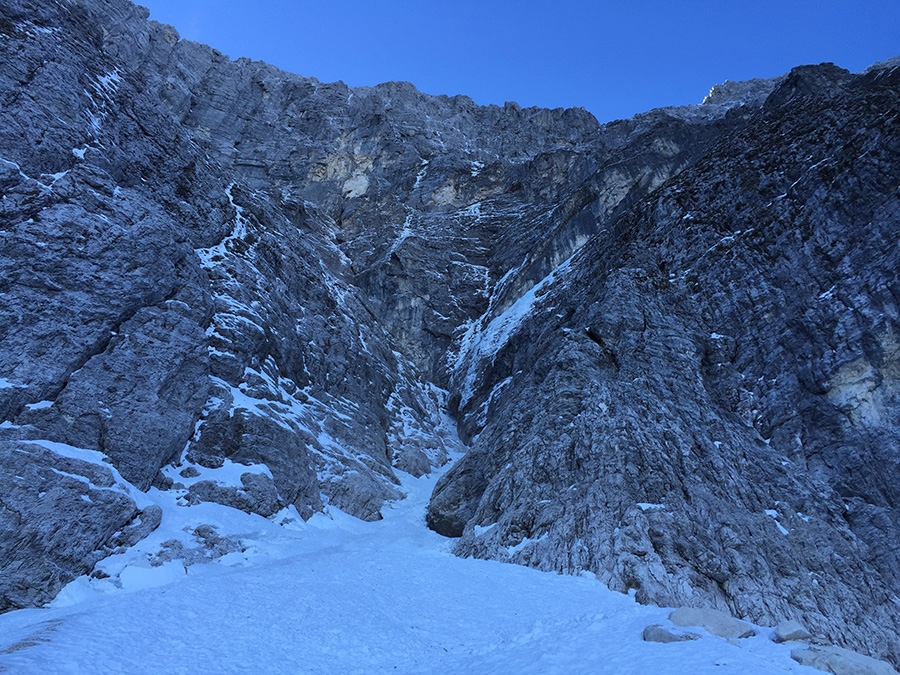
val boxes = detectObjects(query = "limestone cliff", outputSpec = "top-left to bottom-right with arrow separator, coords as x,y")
0,0 -> 898,665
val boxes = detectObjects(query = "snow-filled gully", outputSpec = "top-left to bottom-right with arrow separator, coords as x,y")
0,448 -> 821,674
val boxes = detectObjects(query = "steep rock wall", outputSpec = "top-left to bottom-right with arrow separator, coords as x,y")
429,63 -> 900,664
1,0 -> 898,665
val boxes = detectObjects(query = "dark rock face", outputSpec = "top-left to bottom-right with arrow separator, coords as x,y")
430,63 -> 900,664
1,0 -> 898,665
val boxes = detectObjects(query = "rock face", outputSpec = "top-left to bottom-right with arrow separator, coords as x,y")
429,63 -> 900,665
0,0 -> 898,667
429,66 -> 900,659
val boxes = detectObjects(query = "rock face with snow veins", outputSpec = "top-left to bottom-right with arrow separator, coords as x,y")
1,0 -> 899,667
428,63 -> 900,665
0,0 -> 749,600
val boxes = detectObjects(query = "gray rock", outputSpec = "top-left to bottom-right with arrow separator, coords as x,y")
702,76 -> 784,107
187,472 -> 282,518
187,404 -> 323,520
109,505 -> 164,550
774,619 -> 813,643
668,607 -> 756,640
642,624 -> 701,643
791,646 -> 899,675
150,525 -> 244,567
26,302 -> 210,491
1,0 -> 898,668
0,441 -> 147,611
430,62 -> 900,666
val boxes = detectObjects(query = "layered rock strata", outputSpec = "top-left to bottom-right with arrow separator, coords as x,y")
0,0 -> 898,665
429,63 -> 900,665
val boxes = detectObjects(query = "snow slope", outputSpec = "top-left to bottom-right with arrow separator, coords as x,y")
0,458 -> 821,674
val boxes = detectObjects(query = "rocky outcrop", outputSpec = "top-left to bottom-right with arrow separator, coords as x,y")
1,0 -> 898,667
0,440 -> 153,611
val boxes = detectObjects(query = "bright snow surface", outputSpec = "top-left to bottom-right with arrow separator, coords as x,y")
0,457 -> 820,674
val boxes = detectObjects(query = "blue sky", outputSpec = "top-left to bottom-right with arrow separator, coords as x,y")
141,0 -> 899,123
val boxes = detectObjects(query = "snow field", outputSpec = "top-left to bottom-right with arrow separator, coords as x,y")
0,457 -> 821,674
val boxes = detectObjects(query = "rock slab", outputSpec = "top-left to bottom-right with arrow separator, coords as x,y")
774,619 -> 813,643
791,646 -> 899,675
642,624 -> 701,643
668,607 -> 756,639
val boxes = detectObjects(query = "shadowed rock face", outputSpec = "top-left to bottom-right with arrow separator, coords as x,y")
429,63 -> 900,665
1,0 -> 898,665
0,441 -> 159,611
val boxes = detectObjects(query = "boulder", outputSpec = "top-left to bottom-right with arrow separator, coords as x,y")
668,607 -> 756,639
791,645 -> 898,675
642,624 -> 701,643
774,619 -> 813,643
